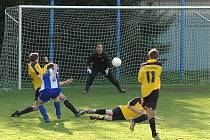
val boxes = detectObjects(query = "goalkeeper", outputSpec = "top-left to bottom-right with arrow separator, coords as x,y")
84,97 -> 147,123
83,43 -> 126,94
11,53 -> 83,117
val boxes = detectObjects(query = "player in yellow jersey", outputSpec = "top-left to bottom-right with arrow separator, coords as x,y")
11,53 -> 84,118
83,97 -> 147,123
28,53 -> 48,101
136,48 -> 162,138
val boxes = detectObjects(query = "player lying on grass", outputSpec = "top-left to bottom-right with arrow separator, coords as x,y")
84,97 -> 148,123
35,63 -> 62,122
11,53 -> 83,117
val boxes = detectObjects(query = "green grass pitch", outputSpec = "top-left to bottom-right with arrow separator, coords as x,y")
0,85 -> 210,140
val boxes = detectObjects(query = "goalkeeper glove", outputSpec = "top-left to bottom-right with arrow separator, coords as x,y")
87,67 -> 92,74
105,68 -> 109,76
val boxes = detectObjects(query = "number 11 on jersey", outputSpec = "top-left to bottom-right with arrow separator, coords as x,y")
146,71 -> 155,83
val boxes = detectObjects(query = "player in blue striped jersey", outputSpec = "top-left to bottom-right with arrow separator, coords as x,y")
35,63 -> 62,122
40,63 -> 60,94
11,54 -> 83,118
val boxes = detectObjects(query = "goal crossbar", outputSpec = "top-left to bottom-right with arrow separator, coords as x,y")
19,5 -> 210,9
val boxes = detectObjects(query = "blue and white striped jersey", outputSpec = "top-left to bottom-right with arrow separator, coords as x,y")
40,68 -> 60,91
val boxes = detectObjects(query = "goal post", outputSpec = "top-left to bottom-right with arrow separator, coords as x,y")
1,5 -> 210,90
18,6 -> 22,90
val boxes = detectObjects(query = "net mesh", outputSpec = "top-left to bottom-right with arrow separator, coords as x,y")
1,7 -> 210,89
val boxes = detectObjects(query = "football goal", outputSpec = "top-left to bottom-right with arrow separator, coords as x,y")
1,6 -> 210,89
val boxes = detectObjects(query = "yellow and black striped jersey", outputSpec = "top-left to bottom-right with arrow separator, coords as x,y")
138,59 -> 162,97
28,62 -> 48,90
119,97 -> 145,120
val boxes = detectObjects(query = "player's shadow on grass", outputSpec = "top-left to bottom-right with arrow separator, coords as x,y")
38,118 -> 73,135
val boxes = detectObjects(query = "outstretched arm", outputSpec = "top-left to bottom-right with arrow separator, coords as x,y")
59,78 -> 74,86
128,106 -> 146,116
51,64 -> 58,81
138,66 -> 144,84
87,53 -> 94,68
128,97 -> 146,115
104,52 -> 112,68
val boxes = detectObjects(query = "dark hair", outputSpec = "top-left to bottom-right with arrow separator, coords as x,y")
47,63 -> 54,70
96,42 -> 103,47
148,49 -> 159,59
29,53 -> 38,62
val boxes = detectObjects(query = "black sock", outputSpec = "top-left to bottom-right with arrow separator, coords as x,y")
85,85 -> 90,92
19,106 -> 35,116
133,114 -> 148,123
96,109 -> 106,115
63,99 -> 78,114
149,118 -> 157,135
116,83 -> 122,92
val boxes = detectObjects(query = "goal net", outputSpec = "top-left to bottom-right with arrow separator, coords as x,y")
1,6 -> 210,89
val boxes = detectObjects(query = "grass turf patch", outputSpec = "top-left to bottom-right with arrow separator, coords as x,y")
0,85 -> 210,140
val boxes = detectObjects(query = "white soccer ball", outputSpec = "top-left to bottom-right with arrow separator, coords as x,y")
112,57 -> 122,67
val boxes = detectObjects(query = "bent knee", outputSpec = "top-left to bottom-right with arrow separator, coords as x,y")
106,110 -> 113,116
54,97 -> 60,102
59,93 -> 66,101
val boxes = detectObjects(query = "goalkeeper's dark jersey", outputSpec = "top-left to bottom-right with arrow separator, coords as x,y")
87,52 -> 111,70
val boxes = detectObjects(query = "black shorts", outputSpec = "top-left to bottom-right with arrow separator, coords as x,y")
34,87 -> 41,100
143,89 -> 159,110
111,107 -> 126,120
